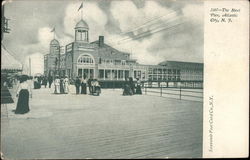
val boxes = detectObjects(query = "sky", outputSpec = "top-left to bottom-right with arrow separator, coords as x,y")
3,0 -> 204,75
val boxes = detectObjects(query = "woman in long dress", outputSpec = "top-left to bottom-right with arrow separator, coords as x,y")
135,78 -> 142,94
15,75 -> 32,114
123,77 -> 132,96
129,77 -> 135,95
63,75 -> 69,94
59,77 -> 64,94
34,76 -> 38,89
80,77 -> 87,94
54,75 -> 60,94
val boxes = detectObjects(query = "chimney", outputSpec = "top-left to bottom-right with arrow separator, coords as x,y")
99,36 -> 104,47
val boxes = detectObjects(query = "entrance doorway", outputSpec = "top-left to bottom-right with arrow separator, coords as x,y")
78,68 -> 94,79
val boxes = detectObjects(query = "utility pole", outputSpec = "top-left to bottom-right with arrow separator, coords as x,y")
1,4 -> 10,41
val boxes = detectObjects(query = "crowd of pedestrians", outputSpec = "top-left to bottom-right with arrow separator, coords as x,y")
123,77 -> 142,96
7,73 -> 143,115
53,75 -> 70,94
75,76 -> 101,96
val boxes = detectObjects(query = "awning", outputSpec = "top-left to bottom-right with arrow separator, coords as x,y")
1,44 -> 22,71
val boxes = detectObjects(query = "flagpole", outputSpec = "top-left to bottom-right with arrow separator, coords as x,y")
29,57 -> 31,76
81,8 -> 83,19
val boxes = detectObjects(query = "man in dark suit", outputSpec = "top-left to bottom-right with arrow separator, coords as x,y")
75,76 -> 81,94
48,76 -> 53,88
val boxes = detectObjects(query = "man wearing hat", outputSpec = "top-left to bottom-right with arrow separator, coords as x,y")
75,76 -> 81,94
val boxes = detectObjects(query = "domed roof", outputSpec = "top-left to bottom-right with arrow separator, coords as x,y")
75,19 -> 89,30
50,39 -> 60,45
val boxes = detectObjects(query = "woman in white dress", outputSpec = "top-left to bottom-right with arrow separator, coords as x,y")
54,75 -> 60,94
15,75 -> 32,114
63,75 -> 69,94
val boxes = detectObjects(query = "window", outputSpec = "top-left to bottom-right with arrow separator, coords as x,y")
163,75 -> 167,80
112,70 -> 117,79
153,75 -> 157,80
77,55 -> 94,65
125,70 -> 129,79
158,75 -> 162,80
118,70 -> 124,79
105,70 -> 111,79
158,69 -> 162,74
142,72 -> 145,79
163,69 -> 167,74
121,60 -> 126,65
148,68 -> 153,74
168,69 -> 172,74
153,68 -> 157,74
99,69 -> 104,78
173,69 -> 176,74
148,75 -> 152,80
110,60 -> 114,64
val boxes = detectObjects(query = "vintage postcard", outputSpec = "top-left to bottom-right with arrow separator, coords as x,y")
1,0 -> 248,159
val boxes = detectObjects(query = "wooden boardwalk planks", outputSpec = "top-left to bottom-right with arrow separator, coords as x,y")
1,87 -> 203,159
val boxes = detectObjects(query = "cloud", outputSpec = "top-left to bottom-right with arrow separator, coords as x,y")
4,0 -> 204,74
110,1 -> 176,33
182,4 -> 204,24
107,0 -> 203,65
38,27 -> 54,48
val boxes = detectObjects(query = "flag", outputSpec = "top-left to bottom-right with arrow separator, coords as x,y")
51,27 -> 55,32
78,2 -> 83,11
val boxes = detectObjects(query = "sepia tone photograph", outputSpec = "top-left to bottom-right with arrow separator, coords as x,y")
1,0 -> 204,159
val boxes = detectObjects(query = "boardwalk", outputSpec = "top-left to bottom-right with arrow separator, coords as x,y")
1,85 -> 203,159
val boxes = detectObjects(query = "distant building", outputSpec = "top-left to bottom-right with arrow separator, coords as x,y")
44,19 -> 203,88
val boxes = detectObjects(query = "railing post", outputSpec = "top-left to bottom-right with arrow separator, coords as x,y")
160,85 -> 162,97
179,86 -> 182,100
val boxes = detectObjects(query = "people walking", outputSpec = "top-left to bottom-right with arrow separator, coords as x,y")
34,76 -> 38,89
75,76 -> 81,94
15,75 -> 32,114
37,76 -> 42,89
54,75 -> 60,94
48,76 -> 53,88
92,79 -> 101,96
59,77 -> 64,94
129,77 -> 135,95
123,77 -> 132,96
80,76 -> 87,94
135,78 -> 142,94
42,76 -> 48,88
87,77 -> 93,95
63,75 -> 69,94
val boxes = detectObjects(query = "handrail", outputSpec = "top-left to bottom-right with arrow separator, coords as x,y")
144,87 -> 203,93
143,85 -> 203,101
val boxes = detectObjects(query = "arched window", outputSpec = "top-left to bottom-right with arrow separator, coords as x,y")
77,55 -> 94,65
